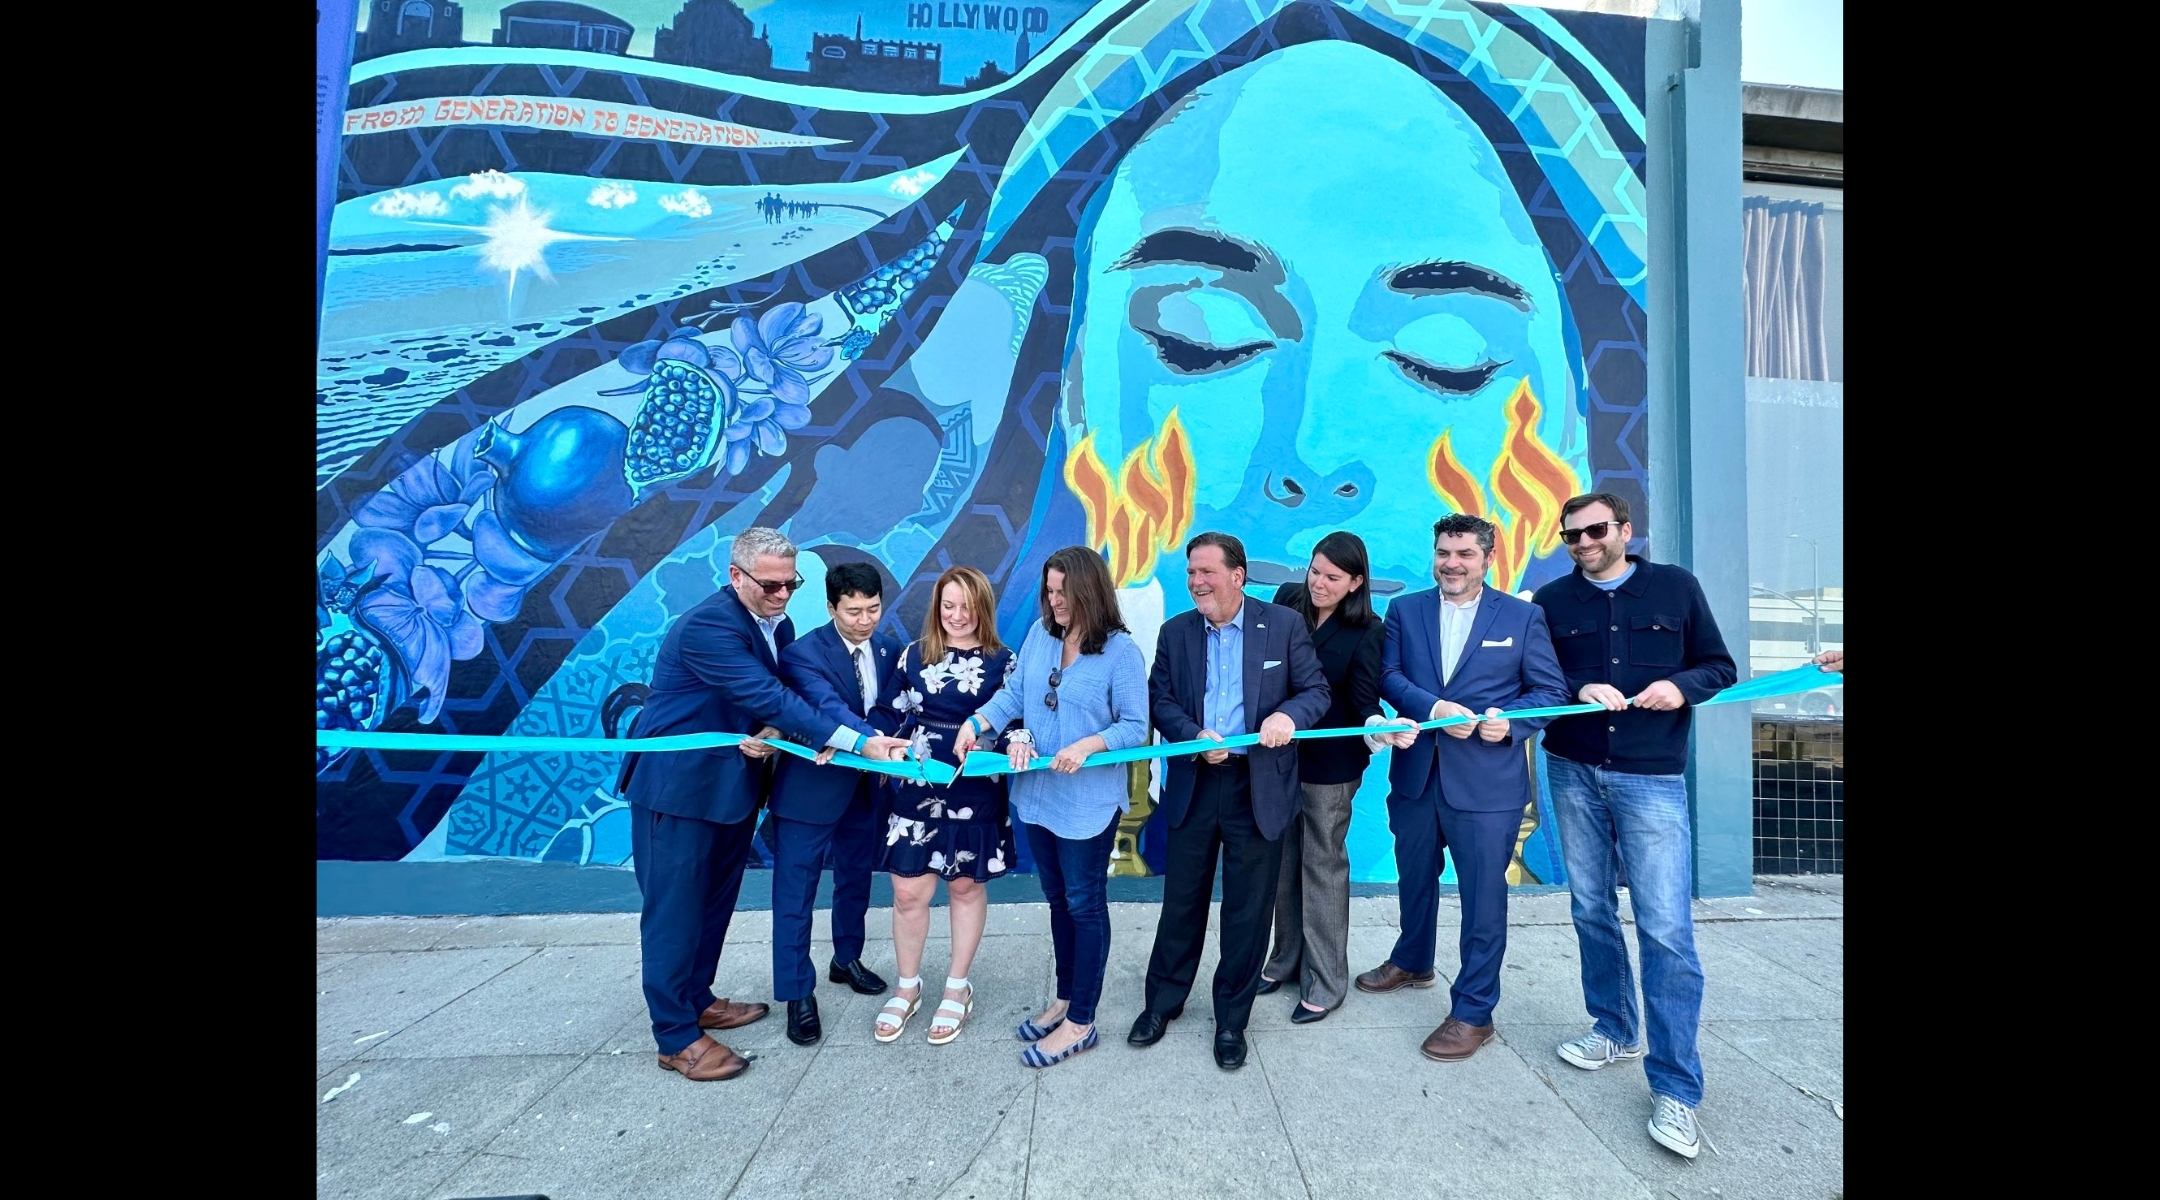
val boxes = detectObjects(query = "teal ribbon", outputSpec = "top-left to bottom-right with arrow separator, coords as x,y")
957,664 -> 1841,777
315,728 -> 958,785
316,665 -> 1839,786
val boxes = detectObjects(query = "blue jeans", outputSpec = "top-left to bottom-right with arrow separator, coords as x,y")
1547,756 -> 1706,1107
1026,814 -> 1118,1026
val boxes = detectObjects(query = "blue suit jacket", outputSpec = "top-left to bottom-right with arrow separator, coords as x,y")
1149,597 -> 1331,842
1379,586 -> 1571,812
769,623 -> 906,825
621,587 -> 841,825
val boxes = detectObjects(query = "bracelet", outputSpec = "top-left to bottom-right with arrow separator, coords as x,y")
1007,728 -> 1034,745
968,714 -> 991,736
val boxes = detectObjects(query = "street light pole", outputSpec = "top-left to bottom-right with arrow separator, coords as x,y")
1789,534 -> 1821,653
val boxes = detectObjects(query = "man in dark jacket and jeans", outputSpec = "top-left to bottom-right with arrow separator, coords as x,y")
1531,493 -> 1737,1161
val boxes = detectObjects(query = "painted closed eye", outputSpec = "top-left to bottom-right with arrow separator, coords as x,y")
1137,289 -> 1276,375
1383,350 -> 1507,397
1140,329 -> 1274,373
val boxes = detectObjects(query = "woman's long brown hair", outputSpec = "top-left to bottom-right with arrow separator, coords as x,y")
1039,546 -> 1129,656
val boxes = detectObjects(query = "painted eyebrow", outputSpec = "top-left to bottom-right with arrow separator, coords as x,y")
1386,261 -> 1531,309
1112,228 -> 1274,275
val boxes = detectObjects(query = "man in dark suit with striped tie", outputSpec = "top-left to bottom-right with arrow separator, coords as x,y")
769,561 -> 907,1045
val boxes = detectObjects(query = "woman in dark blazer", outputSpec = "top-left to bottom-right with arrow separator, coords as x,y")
1257,532 -> 1386,1022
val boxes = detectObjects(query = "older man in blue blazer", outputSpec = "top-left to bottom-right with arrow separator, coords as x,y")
769,561 -> 907,1046
1131,532 -> 1331,1071
1357,514 -> 1571,1063
622,528 -> 911,1081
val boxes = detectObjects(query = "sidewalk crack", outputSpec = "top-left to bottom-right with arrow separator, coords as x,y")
1251,1035 -> 1316,1200
719,1027 -> 823,1200
938,1079 -> 1034,1198
1022,1073 -> 1041,1200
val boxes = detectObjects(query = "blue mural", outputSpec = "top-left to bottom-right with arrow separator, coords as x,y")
317,0 -> 1652,886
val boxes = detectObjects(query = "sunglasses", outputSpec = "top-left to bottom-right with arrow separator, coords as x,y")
1558,521 -> 1620,545
1044,666 -> 1063,712
746,573 -> 806,595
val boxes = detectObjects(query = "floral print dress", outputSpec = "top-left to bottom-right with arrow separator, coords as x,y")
876,642 -> 1018,881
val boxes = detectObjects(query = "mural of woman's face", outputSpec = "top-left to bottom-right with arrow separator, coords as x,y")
1066,40 -> 1577,602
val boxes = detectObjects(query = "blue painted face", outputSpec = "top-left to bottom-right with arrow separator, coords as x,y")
1064,40 -> 1580,603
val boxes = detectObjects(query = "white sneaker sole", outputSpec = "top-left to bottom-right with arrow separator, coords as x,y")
1648,1118 -> 1701,1159
1557,1043 -> 1646,1071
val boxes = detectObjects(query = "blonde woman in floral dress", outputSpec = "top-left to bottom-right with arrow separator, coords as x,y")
871,565 -> 1018,1045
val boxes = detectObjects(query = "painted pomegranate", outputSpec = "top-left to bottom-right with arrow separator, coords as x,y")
474,406 -> 638,561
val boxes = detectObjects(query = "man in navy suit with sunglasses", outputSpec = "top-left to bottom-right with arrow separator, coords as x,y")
621,528 -> 911,1081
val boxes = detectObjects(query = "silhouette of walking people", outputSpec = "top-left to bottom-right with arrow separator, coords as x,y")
754,194 -> 825,225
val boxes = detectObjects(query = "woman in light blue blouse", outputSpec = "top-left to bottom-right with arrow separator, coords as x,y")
955,545 -> 1149,1068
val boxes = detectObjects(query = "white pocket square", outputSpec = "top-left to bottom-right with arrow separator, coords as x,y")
1263,659 -> 1283,669
1481,637 -> 1513,648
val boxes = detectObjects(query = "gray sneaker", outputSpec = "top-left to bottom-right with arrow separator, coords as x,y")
1648,1094 -> 1701,1159
1556,1030 -> 1646,1071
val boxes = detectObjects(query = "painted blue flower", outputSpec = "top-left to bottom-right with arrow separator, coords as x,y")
715,303 -> 826,470
463,509 -> 555,622
354,441 -> 494,544
346,528 -> 485,723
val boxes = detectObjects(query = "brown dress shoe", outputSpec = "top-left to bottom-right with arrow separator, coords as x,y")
1420,1016 -> 1495,1062
1355,961 -> 1438,993
657,1035 -> 747,1081
698,997 -> 771,1031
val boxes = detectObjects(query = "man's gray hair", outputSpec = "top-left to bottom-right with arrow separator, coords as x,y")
730,527 -> 798,572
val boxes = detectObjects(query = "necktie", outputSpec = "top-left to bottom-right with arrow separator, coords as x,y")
853,646 -> 873,712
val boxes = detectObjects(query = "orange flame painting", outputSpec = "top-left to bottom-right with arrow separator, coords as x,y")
1064,409 -> 1197,588
1424,381 -> 1583,593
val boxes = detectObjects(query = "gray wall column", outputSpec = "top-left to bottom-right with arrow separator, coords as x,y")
1666,0 -> 1751,897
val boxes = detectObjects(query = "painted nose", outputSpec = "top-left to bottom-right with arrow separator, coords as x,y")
1263,463 -> 1374,511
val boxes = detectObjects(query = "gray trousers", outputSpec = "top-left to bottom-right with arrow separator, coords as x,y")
1261,780 -> 1358,1009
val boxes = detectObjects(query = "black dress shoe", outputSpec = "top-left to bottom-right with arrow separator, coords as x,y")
1255,976 -> 1284,996
1214,1029 -> 1248,1070
829,959 -> 887,996
1290,1003 -> 1329,1025
786,996 -> 822,1045
1127,1005 -> 1183,1046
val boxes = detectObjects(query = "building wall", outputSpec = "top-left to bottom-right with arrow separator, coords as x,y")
318,0 -> 1670,890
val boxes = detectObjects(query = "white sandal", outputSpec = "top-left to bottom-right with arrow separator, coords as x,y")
927,978 -> 974,1045
875,978 -> 923,1044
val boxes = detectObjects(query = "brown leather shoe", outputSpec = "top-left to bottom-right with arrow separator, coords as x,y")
656,1035 -> 747,1081
1355,961 -> 1438,993
698,997 -> 770,1031
1420,1016 -> 1495,1062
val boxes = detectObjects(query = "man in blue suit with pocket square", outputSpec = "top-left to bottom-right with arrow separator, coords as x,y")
1357,514 -> 1571,1063
621,528 -> 911,1081
769,560 -> 907,1046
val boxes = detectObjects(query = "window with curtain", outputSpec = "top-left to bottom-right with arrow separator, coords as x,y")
1743,183 -> 1842,717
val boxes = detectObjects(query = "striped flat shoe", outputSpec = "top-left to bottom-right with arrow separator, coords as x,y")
1020,1025 -> 1099,1069
1015,1014 -> 1066,1043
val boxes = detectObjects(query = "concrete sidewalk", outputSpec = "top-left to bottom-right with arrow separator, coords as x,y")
316,876 -> 1843,1199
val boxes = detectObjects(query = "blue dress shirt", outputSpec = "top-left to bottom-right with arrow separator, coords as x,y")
1204,599 -> 1249,755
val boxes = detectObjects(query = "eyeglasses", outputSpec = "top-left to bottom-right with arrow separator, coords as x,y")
1558,521 -> 1619,545
1044,666 -> 1063,712
746,574 -> 805,595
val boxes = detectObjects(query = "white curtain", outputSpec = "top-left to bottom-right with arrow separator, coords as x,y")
1743,196 -> 1832,382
